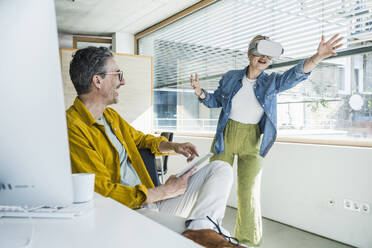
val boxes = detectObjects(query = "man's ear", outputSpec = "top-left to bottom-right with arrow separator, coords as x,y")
92,75 -> 102,89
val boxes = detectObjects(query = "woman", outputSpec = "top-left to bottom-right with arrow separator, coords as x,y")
190,34 -> 343,247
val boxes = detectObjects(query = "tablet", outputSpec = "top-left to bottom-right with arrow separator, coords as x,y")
176,152 -> 214,178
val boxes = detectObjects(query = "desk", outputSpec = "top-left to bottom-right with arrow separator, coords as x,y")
0,194 -> 201,248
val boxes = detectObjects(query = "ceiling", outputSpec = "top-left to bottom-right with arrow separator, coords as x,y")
55,0 -> 200,36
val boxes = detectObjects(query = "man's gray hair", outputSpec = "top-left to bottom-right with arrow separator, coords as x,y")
69,46 -> 113,95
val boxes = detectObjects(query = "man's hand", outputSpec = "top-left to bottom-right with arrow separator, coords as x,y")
163,167 -> 196,197
145,168 -> 196,203
158,141 -> 199,162
172,142 -> 199,162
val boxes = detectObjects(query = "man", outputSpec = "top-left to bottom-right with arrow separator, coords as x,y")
66,47 -> 243,248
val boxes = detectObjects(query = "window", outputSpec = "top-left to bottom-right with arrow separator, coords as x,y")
138,0 -> 372,144
73,36 -> 112,50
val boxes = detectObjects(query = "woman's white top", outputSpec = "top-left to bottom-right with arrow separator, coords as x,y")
228,76 -> 264,124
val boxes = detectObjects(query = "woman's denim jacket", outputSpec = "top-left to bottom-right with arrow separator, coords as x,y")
199,59 -> 311,157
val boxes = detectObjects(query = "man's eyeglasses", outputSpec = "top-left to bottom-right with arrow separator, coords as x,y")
98,70 -> 124,81
206,216 -> 241,246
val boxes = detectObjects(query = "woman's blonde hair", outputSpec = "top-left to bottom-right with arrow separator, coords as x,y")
249,35 -> 266,48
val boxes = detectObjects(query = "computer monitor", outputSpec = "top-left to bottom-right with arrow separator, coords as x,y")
0,0 -> 74,208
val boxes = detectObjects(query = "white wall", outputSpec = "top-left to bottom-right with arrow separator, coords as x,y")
166,136 -> 372,248
60,49 -> 153,133
112,32 -> 134,54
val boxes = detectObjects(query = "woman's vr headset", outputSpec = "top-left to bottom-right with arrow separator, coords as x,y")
248,36 -> 284,59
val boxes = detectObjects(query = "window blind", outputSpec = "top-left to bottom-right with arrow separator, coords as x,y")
139,0 -> 372,91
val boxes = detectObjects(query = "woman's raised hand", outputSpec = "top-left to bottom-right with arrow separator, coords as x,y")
190,73 -> 203,96
317,34 -> 344,59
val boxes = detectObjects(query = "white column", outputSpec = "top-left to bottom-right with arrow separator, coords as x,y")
58,33 -> 73,48
112,32 -> 134,54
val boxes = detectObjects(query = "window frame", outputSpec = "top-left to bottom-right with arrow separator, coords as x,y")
72,36 -> 112,49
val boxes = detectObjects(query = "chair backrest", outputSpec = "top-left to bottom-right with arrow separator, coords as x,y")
138,148 -> 160,187
160,132 -> 173,174
138,133 -> 173,186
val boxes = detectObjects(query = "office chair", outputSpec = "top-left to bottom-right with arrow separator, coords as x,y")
138,148 -> 160,187
138,132 -> 173,186
157,132 -> 173,184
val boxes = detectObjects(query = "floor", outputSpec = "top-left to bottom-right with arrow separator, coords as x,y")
222,207 -> 354,248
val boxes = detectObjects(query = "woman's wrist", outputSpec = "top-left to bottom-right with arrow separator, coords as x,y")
195,89 -> 205,98
310,53 -> 322,65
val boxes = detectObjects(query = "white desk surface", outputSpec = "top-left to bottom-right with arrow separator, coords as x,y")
0,193 -> 201,248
